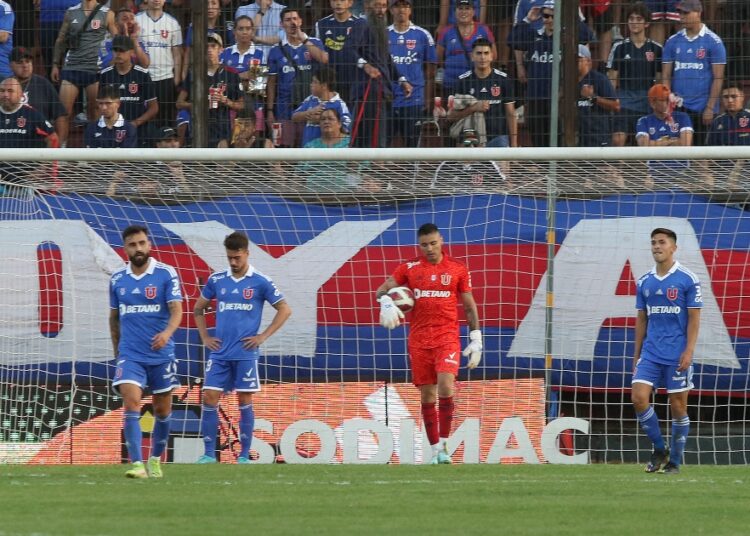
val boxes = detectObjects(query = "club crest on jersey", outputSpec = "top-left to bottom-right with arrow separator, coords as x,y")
441,274 -> 452,285
145,285 -> 157,299
491,85 -> 501,97
243,288 -> 254,299
406,39 -> 417,50
161,29 -> 169,38
667,287 -> 678,300
16,117 -> 26,128
91,19 -> 101,30
120,287 -> 126,296
645,51 -> 655,62
116,129 -> 126,142
740,117 -> 749,128
696,47 -> 706,60
129,83 -> 139,94
304,51 -> 311,61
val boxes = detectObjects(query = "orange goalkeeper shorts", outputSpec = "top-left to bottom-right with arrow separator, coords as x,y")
408,340 -> 461,386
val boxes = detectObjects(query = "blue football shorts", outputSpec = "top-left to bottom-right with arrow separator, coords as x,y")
112,359 -> 180,394
203,358 -> 261,393
632,358 -> 694,393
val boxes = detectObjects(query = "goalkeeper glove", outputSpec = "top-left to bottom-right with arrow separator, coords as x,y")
378,294 -> 404,329
462,330 -> 483,369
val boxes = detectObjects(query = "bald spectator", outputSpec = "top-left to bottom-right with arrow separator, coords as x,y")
0,78 -> 57,148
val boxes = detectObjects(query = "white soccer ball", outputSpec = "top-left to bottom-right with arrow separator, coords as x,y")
387,286 -> 414,313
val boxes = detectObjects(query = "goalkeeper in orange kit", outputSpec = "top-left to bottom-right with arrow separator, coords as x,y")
375,223 -> 482,464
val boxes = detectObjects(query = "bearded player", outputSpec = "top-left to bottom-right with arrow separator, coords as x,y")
375,223 -> 482,464
110,224 -> 184,479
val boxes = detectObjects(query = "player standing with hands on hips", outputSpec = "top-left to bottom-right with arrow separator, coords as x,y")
632,228 -> 701,474
194,231 -> 291,464
110,225 -> 184,479
376,223 -> 481,464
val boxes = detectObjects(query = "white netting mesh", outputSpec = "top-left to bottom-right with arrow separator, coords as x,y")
1,147 -> 749,464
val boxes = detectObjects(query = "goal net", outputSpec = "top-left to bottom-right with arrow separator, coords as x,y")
1,146 -> 748,465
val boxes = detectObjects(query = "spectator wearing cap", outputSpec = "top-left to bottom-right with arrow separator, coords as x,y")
182,0 -> 234,84
662,0 -> 725,146
437,0 -> 486,36
84,84 -> 137,148
99,8 -> 150,71
436,0 -> 496,96
292,66 -> 351,147
508,0 -> 594,147
707,83 -> 750,146
9,47 -> 69,142
576,44 -> 620,147
235,0 -> 286,63
607,2 -> 663,147
39,0 -> 79,77
52,0 -> 119,147
267,8 -> 328,147
0,1 -> 13,79
176,32 -> 244,147
636,83 -> 693,179
99,35 -> 159,148
448,37 -> 517,147
388,0 -> 437,148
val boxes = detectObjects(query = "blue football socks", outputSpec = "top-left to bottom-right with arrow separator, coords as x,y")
151,413 -> 171,458
201,404 -> 219,458
670,416 -> 690,465
239,403 -> 255,459
124,410 -> 143,463
637,406 -> 665,451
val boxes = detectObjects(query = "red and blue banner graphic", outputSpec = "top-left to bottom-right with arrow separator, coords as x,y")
0,192 -> 748,393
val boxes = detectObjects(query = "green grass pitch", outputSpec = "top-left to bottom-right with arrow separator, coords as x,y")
2,464 -> 748,535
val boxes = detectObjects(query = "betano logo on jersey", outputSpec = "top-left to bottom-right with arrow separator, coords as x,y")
413,289 -> 451,299
646,305 -> 681,315
119,303 -> 161,315
218,301 -> 254,312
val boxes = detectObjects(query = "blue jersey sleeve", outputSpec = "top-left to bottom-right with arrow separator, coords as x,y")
686,278 -> 703,308
264,277 -> 284,305
635,277 -> 646,310
109,276 -> 119,309
709,35 -> 727,65
166,270 -> 183,302
201,274 -> 216,300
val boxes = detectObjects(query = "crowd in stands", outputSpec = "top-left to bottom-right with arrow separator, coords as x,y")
0,0 -> 748,153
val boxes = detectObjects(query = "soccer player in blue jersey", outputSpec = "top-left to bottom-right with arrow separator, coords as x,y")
661,0 -> 725,145
632,228 -> 701,474
194,231 -> 292,464
110,225 -> 184,479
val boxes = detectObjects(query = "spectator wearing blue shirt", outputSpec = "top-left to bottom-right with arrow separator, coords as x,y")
661,0 -> 726,145
436,0 -> 496,94
315,0 -> 362,104
267,8 -> 329,146
182,0 -> 234,83
576,45 -> 620,147
236,0 -> 286,63
84,84 -> 138,148
99,8 -> 151,71
0,1 -> 13,79
508,0 -> 594,147
388,0 -> 436,147
707,83 -> 750,146
437,0 -> 486,35
636,83 -> 693,178
292,66 -> 351,147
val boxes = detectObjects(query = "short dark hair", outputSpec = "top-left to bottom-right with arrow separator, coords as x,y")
235,14 -> 253,27
97,84 -> 120,100
418,223 -> 440,236
472,37 -> 492,50
280,7 -> 301,20
723,81 -> 744,93
626,1 -> 651,21
224,231 -> 249,251
651,227 -> 677,242
122,224 -> 149,242
313,65 -> 337,91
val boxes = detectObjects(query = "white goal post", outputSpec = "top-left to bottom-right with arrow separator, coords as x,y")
1,146 -> 748,465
